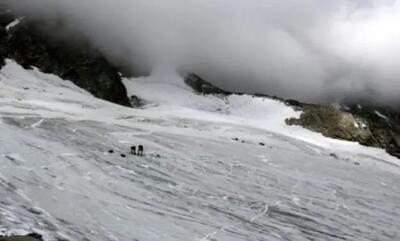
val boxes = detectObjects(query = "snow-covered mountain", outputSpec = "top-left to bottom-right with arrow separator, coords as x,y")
1,60 -> 400,241
2,6 -> 400,159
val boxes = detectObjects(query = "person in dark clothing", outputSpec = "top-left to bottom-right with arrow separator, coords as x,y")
138,145 -> 144,156
130,146 -> 136,155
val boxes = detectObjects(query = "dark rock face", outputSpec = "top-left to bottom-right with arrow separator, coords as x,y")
346,104 -> 400,133
345,104 -> 400,157
0,233 -> 43,241
0,8 -> 131,107
184,73 -> 282,100
184,73 -> 232,95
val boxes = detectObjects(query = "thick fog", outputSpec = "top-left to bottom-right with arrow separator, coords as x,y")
7,0 -> 400,104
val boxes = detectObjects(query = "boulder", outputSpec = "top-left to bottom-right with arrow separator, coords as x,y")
0,233 -> 43,241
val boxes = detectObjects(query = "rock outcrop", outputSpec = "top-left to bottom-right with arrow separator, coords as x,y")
0,8 -> 131,107
184,73 -> 232,95
346,104 -> 400,157
0,233 -> 43,241
185,73 -> 400,158
286,103 -> 400,158
286,105 -> 371,142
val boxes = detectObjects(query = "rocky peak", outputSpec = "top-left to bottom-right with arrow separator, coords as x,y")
0,8 -> 131,107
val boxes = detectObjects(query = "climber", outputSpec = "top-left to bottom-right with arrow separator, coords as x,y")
138,145 -> 144,156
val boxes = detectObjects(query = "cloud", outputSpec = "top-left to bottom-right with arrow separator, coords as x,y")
6,0 -> 400,104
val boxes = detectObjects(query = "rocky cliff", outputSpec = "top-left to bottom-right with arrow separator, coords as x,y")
0,8 -> 131,107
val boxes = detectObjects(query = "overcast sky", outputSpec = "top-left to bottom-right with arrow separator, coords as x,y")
8,0 -> 400,104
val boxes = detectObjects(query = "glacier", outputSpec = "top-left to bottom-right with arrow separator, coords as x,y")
0,60 -> 399,241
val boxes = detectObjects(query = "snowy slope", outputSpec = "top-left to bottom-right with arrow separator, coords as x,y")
0,60 -> 400,241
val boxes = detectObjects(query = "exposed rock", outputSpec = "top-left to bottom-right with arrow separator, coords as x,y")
286,106 -> 372,143
184,73 -> 281,101
286,104 -> 400,158
186,74 -> 400,158
345,104 -> 400,157
129,95 -> 146,108
329,153 -> 339,159
2,6 -> 399,158
184,73 -> 232,95
0,8 -> 131,107
0,233 -> 43,241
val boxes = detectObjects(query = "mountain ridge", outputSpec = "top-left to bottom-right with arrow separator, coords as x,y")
0,7 -> 131,107
1,7 -> 399,158
184,73 -> 400,158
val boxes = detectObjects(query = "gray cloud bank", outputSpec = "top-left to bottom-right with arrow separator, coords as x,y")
7,0 -> 400,104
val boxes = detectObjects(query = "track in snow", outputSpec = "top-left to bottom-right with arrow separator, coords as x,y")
1,115 -> 400,241
0,60 -> 400,240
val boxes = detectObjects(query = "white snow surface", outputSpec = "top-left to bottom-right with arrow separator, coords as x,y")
374,110 -> 389,120
0,59 -> 399,240
5,18 -> 22,32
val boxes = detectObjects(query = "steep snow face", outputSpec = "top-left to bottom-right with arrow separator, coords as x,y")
0,60 -> 400,241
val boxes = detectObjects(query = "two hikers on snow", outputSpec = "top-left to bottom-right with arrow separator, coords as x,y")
131,145 -> 144,156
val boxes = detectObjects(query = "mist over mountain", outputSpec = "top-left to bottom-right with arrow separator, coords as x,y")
6,0 -> 400,105
2,1 -> 400,240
